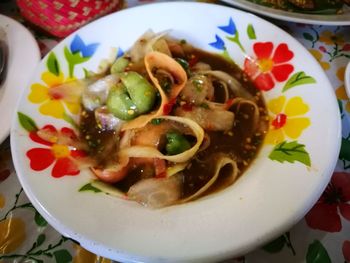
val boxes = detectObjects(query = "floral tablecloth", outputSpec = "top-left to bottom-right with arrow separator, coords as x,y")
1,0 -> 350,262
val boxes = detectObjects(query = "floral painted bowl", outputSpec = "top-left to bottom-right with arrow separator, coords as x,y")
10,2 -> 341,262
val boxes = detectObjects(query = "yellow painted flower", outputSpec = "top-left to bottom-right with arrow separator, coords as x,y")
0,217 -> 26,254
309,49 -> 330,71
28,71 -> 82,119
336,66 -> 345,82
335,66 -> 350,112
319,30 -> 345,45
73,244 -> 112,263
0,193 -> 5,208
265,96 -> 311,144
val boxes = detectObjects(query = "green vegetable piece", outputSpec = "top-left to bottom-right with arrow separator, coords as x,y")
165,132 -> 191,155
175,58 -> 190,76
151,118 -> 163,125
107,83 -> 138,120
120,71 -> 156,114
110,57 -> 129,74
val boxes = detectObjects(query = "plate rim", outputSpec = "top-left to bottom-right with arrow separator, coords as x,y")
10,2 -> 342,262
221,0 -> 350,25
0,14 -> 41,144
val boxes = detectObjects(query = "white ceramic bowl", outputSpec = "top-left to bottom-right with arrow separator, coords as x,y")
345,62 -> 350,99
11,2 -> 341,262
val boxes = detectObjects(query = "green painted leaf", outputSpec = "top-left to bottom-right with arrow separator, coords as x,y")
64,46 -> 89,65
36,234 -> 46,247
338,99 -> 343,114
63,113 -> 78,129
53,249 -> 72,263
339,138 -> 350,161
35,211 -> 48,227
221,49 -> 234,64
18,112 -> 38,132
262,235 -> 286,253
306,240 -> 331,263
83,68 -> 90,78
283,71 -> 316,92
47,52 -> 60,76
269,140 -> 311,166
79,183 -> 102,193
247,24 -> 256,39
64,46 -> 90,77
303,32 -> 314,42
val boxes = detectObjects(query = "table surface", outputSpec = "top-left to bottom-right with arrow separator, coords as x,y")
0,0 -> 350,262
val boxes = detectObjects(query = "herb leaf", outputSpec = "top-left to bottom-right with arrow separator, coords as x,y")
79,183 -> 102,193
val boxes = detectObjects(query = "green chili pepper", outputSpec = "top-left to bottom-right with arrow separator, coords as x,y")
165,132 -> 191,155
175,58 -> 191,76
110,57 -> 129,74
151,118 -> 163,125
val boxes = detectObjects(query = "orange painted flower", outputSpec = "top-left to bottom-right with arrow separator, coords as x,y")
309,49 -> 330,71
27,125 -> 86,178
0,193 -> 5,208
28,71 -> 81,119
335,66 -> 350,113
244,42 -> 294,91
319,30 -> 345,46
265,96 -> 310,144
0,218 -> 26,254
73,244 -> 112,263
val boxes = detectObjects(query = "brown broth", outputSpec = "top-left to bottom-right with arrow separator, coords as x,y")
80,44 -> 269,201
176,48 -> 269,198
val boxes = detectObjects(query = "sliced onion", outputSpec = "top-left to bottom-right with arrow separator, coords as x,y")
90,180 -> 127,199
82,74 -> 120,111
180,74 -> 213,105
127,174 -> 183,208
192,62 -> 211,72
129,30 -> 171,63
199,70 -> 253,99
181,155 -> 238,203
94,107 -> 124,131
175,106 -> 234,131
233,98 -> 260,133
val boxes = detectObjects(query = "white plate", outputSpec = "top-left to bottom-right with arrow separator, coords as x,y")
11,2 -> 341,262
221,0 -> 350,25
0,15 -> 40,143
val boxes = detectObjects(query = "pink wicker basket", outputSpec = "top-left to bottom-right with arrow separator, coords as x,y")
17,0 -> 123,38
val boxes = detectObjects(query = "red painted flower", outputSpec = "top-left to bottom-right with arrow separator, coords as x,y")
244,42 -> 294,91
343,240 -> 350,262
26,125 -> 86,178
305,172 -> 350,232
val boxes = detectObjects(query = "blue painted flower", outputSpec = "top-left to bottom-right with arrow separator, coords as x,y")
218,18 -> 237,35
209,35 -> 226,50
116,48 -> 124,58
70,35 -> 99,58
